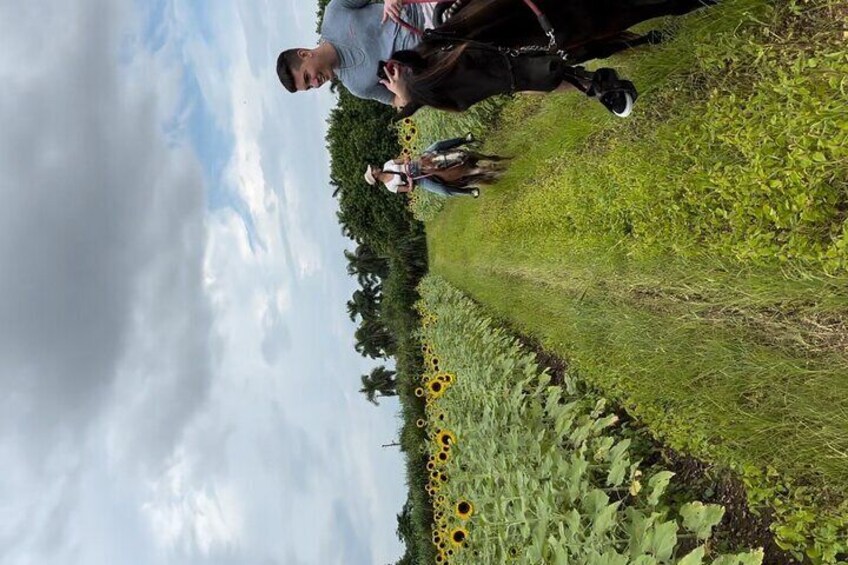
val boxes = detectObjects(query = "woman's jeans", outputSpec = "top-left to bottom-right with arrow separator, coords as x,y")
423,136 -> 472,154
417,177 -> 476,198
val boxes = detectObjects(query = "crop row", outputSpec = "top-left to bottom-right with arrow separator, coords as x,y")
412,275 -> 764,564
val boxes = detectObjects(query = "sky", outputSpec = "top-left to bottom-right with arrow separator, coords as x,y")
0,1 -> 408,564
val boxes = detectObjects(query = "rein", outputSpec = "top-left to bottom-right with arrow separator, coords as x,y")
396,0 -> 558,53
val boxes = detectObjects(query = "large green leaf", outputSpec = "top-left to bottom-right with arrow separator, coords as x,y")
550,535 -> 569,565
677,546 -> 705,565
711,549 -> 765,565
647,471 -> 676,506
680,502 -> 726,540
592,502 -> 622,538
649,520 -> 679,562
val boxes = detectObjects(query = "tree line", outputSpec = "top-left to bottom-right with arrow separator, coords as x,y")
316,2 -> 431,562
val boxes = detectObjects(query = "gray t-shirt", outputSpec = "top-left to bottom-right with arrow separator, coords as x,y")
320,0 -> 428,105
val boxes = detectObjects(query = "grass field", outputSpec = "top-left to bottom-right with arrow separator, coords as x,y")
413,275 -> 766,564
419,0 -> 848,560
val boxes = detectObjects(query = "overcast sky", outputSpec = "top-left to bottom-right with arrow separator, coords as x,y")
0,1 -> 407,564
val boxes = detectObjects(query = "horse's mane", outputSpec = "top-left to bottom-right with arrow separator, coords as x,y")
434,0 -> 519,42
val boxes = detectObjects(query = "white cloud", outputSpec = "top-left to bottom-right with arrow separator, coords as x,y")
143,449 -> 244,555
0,0 -> 408,563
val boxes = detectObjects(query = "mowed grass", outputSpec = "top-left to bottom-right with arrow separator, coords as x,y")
424,0 -> 848,558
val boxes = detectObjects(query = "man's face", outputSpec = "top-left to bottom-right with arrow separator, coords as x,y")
293,50 -> 334,91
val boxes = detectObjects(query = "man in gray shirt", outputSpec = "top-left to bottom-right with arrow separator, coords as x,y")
276,0 -> 434,106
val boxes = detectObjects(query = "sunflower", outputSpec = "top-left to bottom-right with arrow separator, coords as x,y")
430,470 -> 441,481
437,371 -> 455,385
455,500 -> 474,520
428,379 -> 446,398
436,450 -> 450,464
508,546 -> 520,559
435,552 -> 446,564
439,472 -> 448,483
414,387 -> 425,398
450,527 -> 468,547
435,430 -> 457,448
403,118 -> 413,125
426,460 -> 436,471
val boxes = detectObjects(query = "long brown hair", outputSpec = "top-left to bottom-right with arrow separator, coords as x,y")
392,42 -> 473,116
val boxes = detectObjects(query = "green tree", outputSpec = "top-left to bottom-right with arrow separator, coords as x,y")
347,285 -> 382,322
354,319 -> 396,359
359,366 -> 398,405
345,243 -> 390,286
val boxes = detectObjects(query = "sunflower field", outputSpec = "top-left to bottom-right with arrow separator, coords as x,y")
412,275 -> 765,565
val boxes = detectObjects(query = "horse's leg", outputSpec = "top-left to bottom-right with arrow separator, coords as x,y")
573,30 -> 666,62
511,54 -> 583,93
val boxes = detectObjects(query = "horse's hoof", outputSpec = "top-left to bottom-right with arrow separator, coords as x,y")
601,90 -> 635,118
614,92 -> 634,118
645,29 -> 667,44
472,188 -> 480,198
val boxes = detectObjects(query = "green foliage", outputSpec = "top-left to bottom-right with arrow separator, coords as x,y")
411,96 -> 512,149
327,87 -> 416,254
407,189 -> 446,223
414,275 -> 764,564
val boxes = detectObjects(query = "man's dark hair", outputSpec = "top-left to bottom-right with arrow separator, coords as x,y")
276,49 -> 301,93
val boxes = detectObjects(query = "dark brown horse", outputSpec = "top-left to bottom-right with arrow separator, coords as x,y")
390,0 -> 715,117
